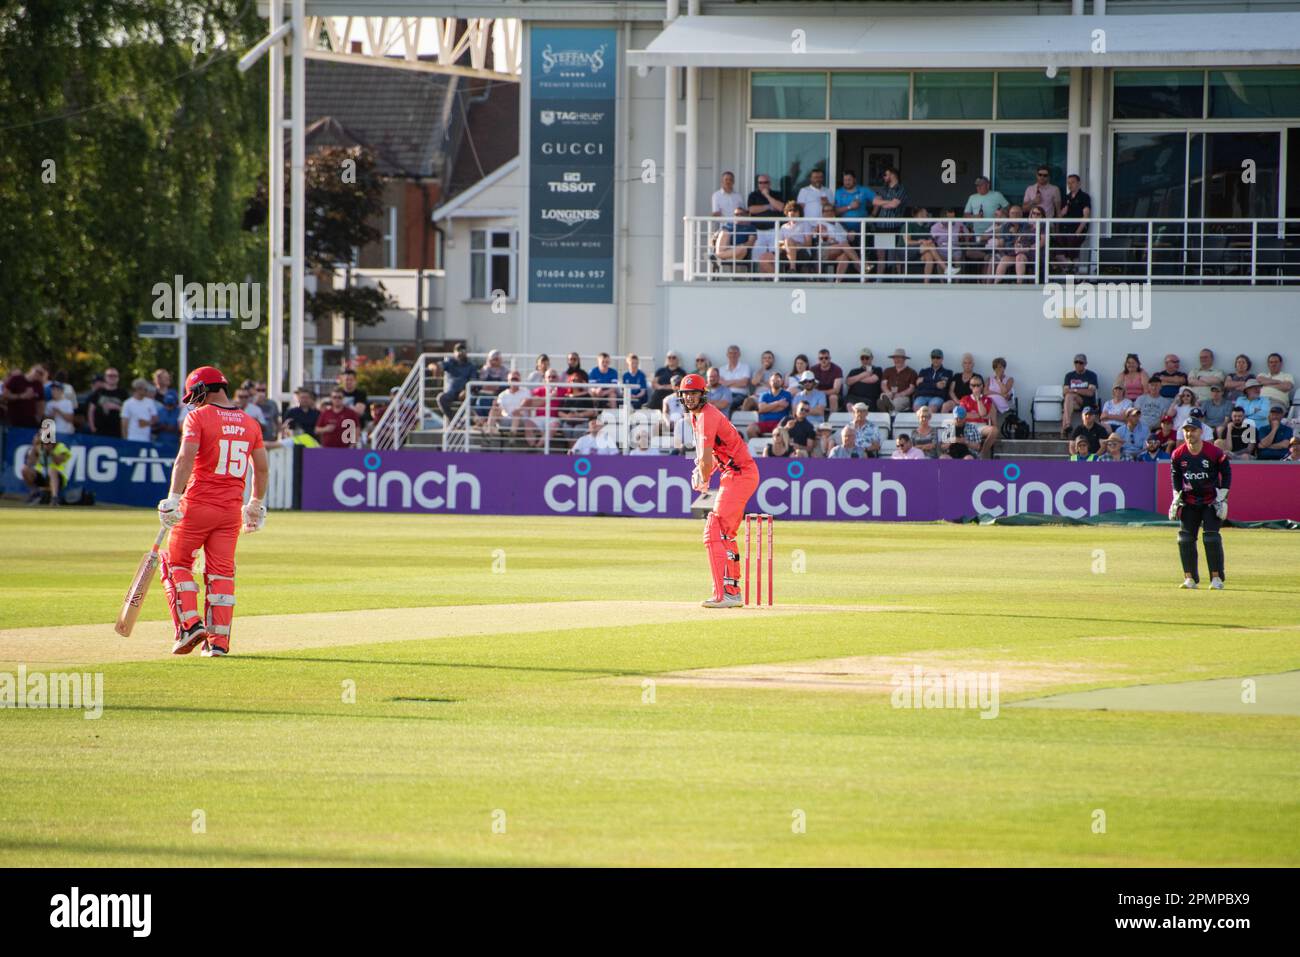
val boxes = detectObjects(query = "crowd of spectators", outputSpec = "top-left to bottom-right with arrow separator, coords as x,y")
1055,349 -> 1296,461
0,362 -> 398,471
709,165 -> 1092,282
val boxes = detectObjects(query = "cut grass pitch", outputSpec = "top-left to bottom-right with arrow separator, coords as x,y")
0,510 -> 1297,866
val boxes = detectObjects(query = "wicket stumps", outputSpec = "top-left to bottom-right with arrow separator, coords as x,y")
744,513 -> 775,606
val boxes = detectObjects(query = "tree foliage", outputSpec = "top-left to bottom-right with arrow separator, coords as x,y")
0,0 -> 267,382
302,145 -> 395,330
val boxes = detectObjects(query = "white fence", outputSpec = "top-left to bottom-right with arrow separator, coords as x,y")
686,216 -> 1300,285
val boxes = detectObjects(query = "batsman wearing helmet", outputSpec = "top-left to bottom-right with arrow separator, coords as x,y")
679,372 -> 759,608
158,366 -> 269,656
1169,415 -> 1231,590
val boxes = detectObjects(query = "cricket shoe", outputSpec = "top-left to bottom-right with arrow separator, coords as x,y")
1209,577 -> 1225,590
172,621 -> 208,655
1179,578 -> 1198,590
201,636 -> 230,658
700,594 -> 743,609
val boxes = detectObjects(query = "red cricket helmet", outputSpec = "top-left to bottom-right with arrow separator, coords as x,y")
182,366 -> 229,405
678,373 -> 707,393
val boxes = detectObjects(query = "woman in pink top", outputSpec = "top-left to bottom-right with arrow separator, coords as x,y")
986,356 -> 1015,415
1114,353 -> 1146,401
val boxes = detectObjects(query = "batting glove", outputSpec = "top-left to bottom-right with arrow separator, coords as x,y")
1167,492 -> 1182,522
242,497 -> 267,533
157,496 -> 184,528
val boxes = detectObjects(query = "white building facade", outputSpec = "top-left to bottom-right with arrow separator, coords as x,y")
283,1 -> 1300,408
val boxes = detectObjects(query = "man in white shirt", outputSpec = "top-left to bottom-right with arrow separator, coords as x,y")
710,171 -> 745,219
719,344 -> 751,414
120,378 -> 158,442
570,417 -> 619,456
1258,352 -> 1294,411
488,372 -> 529,437
796,169 -> 832,220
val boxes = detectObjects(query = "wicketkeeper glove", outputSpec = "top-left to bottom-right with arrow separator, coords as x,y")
1167,491 -> 1183,522
1214,488 -> 1229,521
157,496 -> 184,528
242,497 -> 267,533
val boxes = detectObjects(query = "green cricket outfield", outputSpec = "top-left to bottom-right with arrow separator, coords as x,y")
0,509 -> 1297,867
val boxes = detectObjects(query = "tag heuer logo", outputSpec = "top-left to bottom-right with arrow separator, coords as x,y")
540,110 -> 555,126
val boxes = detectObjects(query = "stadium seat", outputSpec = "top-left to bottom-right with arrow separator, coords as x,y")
892,412 -> 919,432
827,411 -> 852,426
748,437 -> 771,456
1031,386 -> 1064,436
732,410 -> 758,428
879,439 -> 897,455
866,411 -> 892,437
931,413 -> 955,429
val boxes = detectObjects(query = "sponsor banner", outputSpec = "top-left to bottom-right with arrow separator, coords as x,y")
2,427 -> 173,507
300,450 -> 1158,521
1156,463 -> 1300,521
529,26 -> 617,303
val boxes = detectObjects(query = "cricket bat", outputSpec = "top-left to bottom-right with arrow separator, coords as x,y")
114,527 -> 168,637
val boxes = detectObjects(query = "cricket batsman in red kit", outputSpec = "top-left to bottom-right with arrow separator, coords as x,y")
1169,415 -> 1231,590
158,366 -> 269,656
678,373 -> 759,608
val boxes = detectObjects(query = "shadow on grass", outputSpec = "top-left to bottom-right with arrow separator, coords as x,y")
105,704 -> 451,722
246,655 -> 643,677
0,836 -> 489,867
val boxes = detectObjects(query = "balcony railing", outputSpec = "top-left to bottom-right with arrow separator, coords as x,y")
684,216 -> 1300,286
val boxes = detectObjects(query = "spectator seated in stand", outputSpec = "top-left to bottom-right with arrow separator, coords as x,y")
487,371 -> 529,438
1234,379 -> 1270,432
1200,383 -> 1233,432
588,352 -> 620,409
878,349 -> 917,413
1256,406 -> 1294,461
812,421 -> 837,458
791,371 -> 827,420
628,426 -> 664,456
705,367 -> 732,414
622,353 -> 649,409
747,373 -> 792,438
521,369 -> 568,449
912,349 -> 952,413
1070,405 -> 1108,454
985,356 -> 1015,419
1215,406 -> 1255,460
437,343 -> 479,418
891,432 -> 926,459
570,417 -> 619,456
942,408 -> 977,460
1168,387 -> 1199,432
1258,352 -> 1294,412
828,425 -> 861,459
785,402 -> 818,456
473,349 -> 509,420
1284,435 -> 1300,463
1096,432 -> 1131,462
1136,434 -> 1171,462
911,406 -> 940,458
811,349 -> 844,413
650,351 -> 684,409
1125,378 -> 1163,436
843,349 -> 882,411
1113,407 -> 1150,457
1068,436 -> 1093,461
1099,385 -> 1134,432
850,403 -> 882,458
763,424 -> 797,458
742,350 -> 779,410
661,374 -> 694,452
1152,414 -> 1178,454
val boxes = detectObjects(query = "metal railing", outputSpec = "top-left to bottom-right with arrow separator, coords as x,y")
686,216 -> 1300,285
